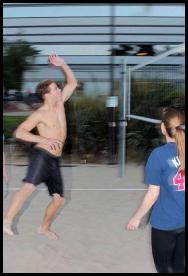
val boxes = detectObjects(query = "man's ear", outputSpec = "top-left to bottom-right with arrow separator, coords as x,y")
161,122 -> 166,135
43,93 -> 48,101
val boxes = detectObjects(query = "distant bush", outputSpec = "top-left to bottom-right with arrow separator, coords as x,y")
126,80 -> 184,163
3,81 -> 184,164
64,96 -> 109,156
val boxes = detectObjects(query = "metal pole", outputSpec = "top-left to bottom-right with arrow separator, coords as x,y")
127,68 -> 131,121
118,59 -> 127,177
108,3 -> 116,164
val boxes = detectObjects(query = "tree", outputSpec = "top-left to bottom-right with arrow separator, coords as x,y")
3,39 -> 40,94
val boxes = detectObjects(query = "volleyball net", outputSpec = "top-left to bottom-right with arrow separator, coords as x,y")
127,43 -> 185,124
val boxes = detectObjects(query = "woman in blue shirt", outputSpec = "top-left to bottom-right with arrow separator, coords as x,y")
126,107 -> 185,273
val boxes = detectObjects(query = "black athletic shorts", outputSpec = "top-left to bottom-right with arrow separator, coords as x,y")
23,147 -> 64,197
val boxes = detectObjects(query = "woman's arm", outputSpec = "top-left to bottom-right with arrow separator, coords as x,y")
126,185 -> 160,230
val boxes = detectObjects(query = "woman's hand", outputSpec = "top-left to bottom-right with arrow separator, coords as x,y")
126,217 -> 141,230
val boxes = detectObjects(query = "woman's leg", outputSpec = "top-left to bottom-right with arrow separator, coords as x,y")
151,227 -> 176,273
171,229 -> 185,273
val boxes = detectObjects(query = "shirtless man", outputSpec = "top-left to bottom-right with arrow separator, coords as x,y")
3,55 -> 77,240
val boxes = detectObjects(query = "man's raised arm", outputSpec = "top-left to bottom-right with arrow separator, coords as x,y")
48,55 -> 77,102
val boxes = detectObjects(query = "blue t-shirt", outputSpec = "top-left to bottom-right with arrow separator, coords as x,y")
144,142 -> 185,230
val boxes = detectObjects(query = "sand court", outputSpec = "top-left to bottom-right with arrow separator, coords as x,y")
3,163 -> 156,273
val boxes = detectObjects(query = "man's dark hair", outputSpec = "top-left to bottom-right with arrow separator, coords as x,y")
35,79 -> 55,101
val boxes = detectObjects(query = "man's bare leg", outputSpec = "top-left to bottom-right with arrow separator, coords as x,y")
3,183 -> 36,235
38,194 -> 64,240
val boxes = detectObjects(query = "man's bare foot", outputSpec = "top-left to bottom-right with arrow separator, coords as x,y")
37,226 -> 59,240
3,221 -> 14,236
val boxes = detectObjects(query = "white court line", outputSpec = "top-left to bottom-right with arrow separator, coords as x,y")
4,188 -> 147,191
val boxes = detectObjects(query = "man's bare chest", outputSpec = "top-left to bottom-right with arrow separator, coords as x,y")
39,109 -> 66,129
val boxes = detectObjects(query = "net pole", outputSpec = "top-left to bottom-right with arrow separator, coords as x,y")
118,59 -> 127,177
127,68 -> 131,121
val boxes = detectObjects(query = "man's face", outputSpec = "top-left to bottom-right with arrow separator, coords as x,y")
48,82 -> 62,100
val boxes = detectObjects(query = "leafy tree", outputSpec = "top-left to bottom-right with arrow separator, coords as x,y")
3,39 -> 40,94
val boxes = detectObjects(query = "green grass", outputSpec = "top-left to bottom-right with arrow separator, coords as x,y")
3,116 -> 26,139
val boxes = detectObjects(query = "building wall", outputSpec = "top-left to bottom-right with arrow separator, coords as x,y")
3,4 -> 185,94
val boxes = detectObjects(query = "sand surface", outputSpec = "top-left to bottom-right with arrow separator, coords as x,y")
3,163 -> 156,273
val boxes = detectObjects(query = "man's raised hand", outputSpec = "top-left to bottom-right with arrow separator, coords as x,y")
48,55 -> 65,67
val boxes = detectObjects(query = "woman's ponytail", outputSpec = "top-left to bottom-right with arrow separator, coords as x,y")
161,107 -> 185,173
